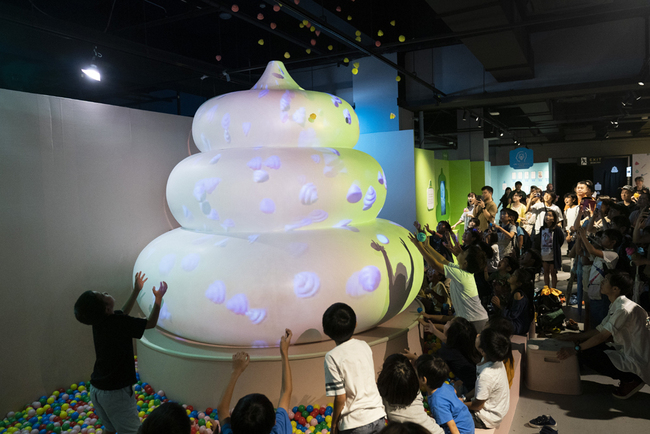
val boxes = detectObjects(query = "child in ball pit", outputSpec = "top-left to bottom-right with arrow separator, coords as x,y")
322,303 -> 386,434
74,271 -> 167,434
217,329 -> 294,434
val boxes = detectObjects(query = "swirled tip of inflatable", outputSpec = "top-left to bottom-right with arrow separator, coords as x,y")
252,61 -> 305,91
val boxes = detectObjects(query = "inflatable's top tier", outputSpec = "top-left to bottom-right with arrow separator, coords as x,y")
192,61 -> 360,151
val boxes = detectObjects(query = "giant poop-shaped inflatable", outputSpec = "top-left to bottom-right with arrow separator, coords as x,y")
134,61 -> 423,346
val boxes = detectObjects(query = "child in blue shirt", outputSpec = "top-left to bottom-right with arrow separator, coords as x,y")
415,355 -> 474,434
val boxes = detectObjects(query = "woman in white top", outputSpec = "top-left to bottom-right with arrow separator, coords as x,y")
563,192 -> 579,252
557,271 -> 650,399
452,193 -> 477,233
377,354 -> 445,434
409,229 -> 489,332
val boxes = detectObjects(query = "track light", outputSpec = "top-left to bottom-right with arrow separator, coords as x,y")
499,131 -> 504,137
462,110 -> 467,121
475,115 -> 479,122
81,46 -> 102,82
639,81 -> 645,86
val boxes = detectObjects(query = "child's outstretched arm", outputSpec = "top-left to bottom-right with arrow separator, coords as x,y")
146,281 -> 167,329
278,329 -> 293,411
122,271 -> 148,315
217,352 -> 250,426
446,419 -> 461,434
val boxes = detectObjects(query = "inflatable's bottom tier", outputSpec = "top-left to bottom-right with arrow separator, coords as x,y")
134,219 -> 423,346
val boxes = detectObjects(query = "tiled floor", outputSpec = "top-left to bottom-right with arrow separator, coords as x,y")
508,258 -> 650,433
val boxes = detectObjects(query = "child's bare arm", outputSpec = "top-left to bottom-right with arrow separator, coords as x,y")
446,419 -> 461,434
217,352 -> 250,426
146,281 -> 167,329
278,329 -> 293,411
330,394 -> 346,434
122,271 -> 148,315
465,398 -> 486,412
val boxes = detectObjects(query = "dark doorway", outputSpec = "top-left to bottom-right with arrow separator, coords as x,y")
555,162 -> 594,198
592,157 -> 629,198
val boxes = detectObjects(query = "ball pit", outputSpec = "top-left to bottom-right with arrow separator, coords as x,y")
1,356 -> 438,434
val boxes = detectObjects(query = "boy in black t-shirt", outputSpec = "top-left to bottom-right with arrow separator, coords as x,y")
74,271 -> 167,434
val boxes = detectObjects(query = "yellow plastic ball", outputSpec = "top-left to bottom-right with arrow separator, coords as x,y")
325,416 -> 332,423
343,58 -> 349,63
347,15 -> 352,20
307,416 -> 313,423
52,391 -> 60,397
302,20 -> 308,25
62,404 -> 69,411
46,398 -> 54,405
186,409 -> 191,415
291,421 -> 297,427
355,30 -> 361,36
284,52 -> 291,59
36,408 -> 45,416
313,404 -> 320,409
378,30 -> 384,36
309,427 -> 315,432
258,39 -> 264,45
390,20 -> 396,26
139,411 -> 145,418
353,62 -> 360,68
351,68 -> 358,75
395,76 -> 401,82
328,45 -> 333,50
306,49 -> 311,54
310,26 -> 316,32
355,36 -> 361,42
71,384 -> 78,390
299,23 -> 305,28
399,35 -> 405,42
78,386 -> 86,392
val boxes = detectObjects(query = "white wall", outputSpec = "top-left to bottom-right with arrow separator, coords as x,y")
0,89 -> 194,413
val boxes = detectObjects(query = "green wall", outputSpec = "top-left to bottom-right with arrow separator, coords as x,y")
415,149 -> 489,238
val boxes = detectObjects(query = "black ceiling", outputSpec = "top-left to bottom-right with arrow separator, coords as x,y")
1,0 -> 650,147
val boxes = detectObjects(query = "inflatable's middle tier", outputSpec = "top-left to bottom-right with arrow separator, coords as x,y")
167,147 -> 387,233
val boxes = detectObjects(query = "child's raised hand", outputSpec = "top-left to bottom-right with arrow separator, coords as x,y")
232,351 -> 250,374
280,329 -> 292,357
413,221 -> 422,232
491,296 -> 501,308
153,281 -> 168,303
401,348 -> 417,361
134,271 -> 148,293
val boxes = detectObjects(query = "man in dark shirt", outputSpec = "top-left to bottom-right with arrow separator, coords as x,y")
74,272 -> 167,434
508,181 -> 527,203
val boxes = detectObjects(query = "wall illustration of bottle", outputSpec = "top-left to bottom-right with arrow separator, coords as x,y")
132,61 -> 423,346
427,180 -> 434,211
438,169 -> 447,216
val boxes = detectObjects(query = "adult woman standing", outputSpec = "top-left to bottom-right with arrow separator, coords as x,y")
452,193 -> 478,233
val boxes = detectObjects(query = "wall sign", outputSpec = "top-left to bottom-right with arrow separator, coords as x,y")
510,148 -> 534,169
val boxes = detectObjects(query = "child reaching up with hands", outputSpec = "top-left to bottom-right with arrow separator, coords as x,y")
218,329 -> 294,434
74,271 -> 168,434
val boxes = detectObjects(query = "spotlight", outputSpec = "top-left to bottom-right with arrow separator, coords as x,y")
499,131 -> 504,137
475,115 -> 479,121
81,64 -> 101,81
639,81 -> 645,86
81,46 -> 102,82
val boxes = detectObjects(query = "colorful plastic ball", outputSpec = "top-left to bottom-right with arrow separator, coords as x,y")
270,22 -> 277,29
305,48 -> 311,54
258,39 -> 265,45
257,13 -> 264,20
292,407 -> 299,413
273,5 -> 280,11
396,76 -> 401,82
328,45 -> 333,50
310,39 -> 316,46
399,35 -> 405,42
284,52 -> 290,59
351,68 -> 358,75
78,386 -> 86,392
215,54 -> 222,61
306,416 -> 312,423
319,408 -> 325,415
310,419 -> 318,427
325,416 -> 332,423
231,5 -> 239,12
71,385 -> 78,391
288,411 -> 295,420
375,41 -> 381,47
297,417 -> 306,426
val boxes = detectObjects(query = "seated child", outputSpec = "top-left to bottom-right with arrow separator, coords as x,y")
74,272 -> 167,434
491,268 -> 534,336
415,355 -> 474,434
464,328 -> 510,429
487,256 -> 519,307
378,422 -> 433,434
218,330 -> 294,434
377,354 -> 444,434
138,402 -> 191,434
323,303 -> 386,434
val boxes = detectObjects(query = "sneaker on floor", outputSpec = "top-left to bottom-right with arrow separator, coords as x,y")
539,426 -> 558,434
528,415 -> 557,428
569,295 -> 578,305
613,379 -> 645,399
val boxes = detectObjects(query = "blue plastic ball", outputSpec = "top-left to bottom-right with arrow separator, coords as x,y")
417,307 -> 423,313
292,407 -> 299,414
306,405 -> 313,412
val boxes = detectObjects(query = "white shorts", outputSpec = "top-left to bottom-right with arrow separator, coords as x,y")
89,385 -> 141,434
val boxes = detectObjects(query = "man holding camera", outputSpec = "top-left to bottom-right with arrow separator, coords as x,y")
474,185 -> 498,232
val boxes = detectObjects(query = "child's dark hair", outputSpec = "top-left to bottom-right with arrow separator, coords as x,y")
74,291 -> 107,325
231,393 -> 275,434
606,270 -> 634,297
446,317 -> 481,364
502,256 -> 519,274
602,228 -> 623,249
437,221 -> 452,233
138,402 -> 191,434
485,232 -> 498,246
545,191 -> 557,203
378,422 -> 431,434
322,303 -> 356,343
377,354 -> 419,407
464,245 -> 487,274
414,355 -> 449,390
470,217 -> 481,228
478,328 -> 511,363
611,216 -> 631,232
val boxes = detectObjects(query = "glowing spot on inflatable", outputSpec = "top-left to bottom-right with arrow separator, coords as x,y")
247,157 -> 263,170
363,186 -> 377,210
206,281 -> 226,304
294,272 -> 320,298
181,254 -> 201,272
347,184 -> 362,203
300,183 -> 318,205
260,198 -> 276,214
246,308 -> 267,324
264,155 -> 281,169
253,170 -> 269,182
377,234 -> 389,244
309,209 -> 328,222
159,254 -> 176,276
209,154 -> 221,165
227,294 -> 249,315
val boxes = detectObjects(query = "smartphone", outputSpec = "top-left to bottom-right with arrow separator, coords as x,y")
596,201 -> 602,210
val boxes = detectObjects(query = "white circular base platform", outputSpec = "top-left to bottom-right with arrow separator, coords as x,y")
136,300 -> 423,409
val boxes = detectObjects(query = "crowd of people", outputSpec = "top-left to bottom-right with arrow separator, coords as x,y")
71,177 -> 650,434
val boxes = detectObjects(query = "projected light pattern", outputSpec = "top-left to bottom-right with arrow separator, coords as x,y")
134,61 -> 423,346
